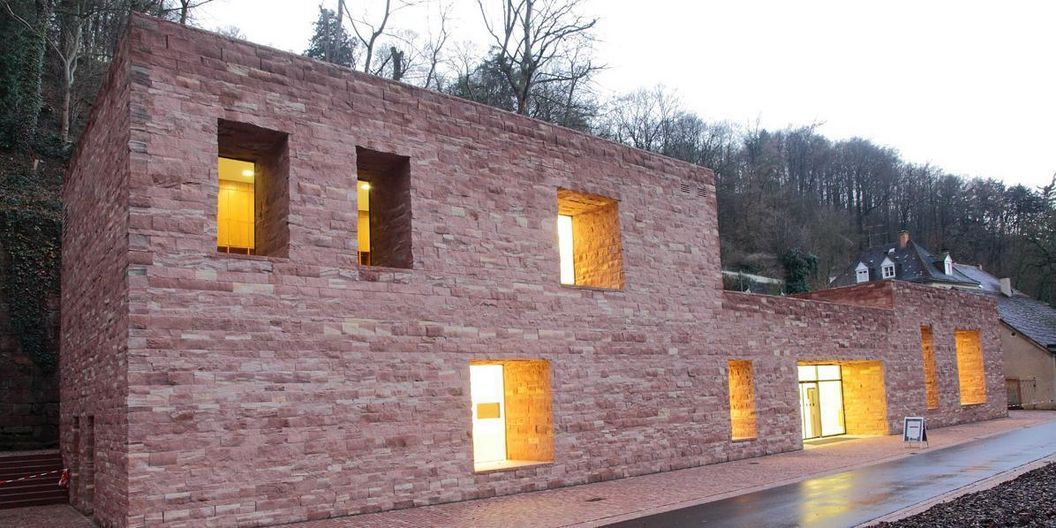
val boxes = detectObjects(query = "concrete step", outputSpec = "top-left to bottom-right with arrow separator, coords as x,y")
0,451 -> 66,509
0,480 -> 64,496
0,466 -> 62,480
0,452 -> 61,461
0,456 -> 60,468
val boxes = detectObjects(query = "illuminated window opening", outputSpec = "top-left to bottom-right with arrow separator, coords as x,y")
556,188 -> 623,289
357,180 -> 371,265
955,329 -> 987,405
356,147 -> 412,269
470,359 -> 553,473
217,157 -> 256,253
921,326 -> 940,409
728,360 -> 757,440
557,215 -> 575,284
216,119 -> 288,257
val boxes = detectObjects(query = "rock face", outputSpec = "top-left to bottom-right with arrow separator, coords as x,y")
0,254 -> 58,451
61,13 -> 1008,528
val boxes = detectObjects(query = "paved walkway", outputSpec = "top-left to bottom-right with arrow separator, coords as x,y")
295,411 -> 1056,527
608,418 -> 1056,527
1,411 -> 1052,528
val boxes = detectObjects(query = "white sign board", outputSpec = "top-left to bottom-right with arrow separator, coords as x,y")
903,416 -> 928,445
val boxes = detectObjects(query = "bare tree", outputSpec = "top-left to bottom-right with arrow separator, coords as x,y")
422,1 -> 450,89
476,0 -> 599,115
339,0 -> 419,75
598,85 -> 681,151
3,0 -> 84,144
3,0 -> 215,144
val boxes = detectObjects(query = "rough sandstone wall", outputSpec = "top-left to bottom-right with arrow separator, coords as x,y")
716,292 -> 894,456
889,282 -> 1006,430
60,31 -> 132,528
63,14 -> 1007,527
119,14 -> 721,527
796,281 -> 894,308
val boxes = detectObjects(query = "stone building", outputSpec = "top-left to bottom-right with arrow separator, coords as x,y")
954,264 -> 1056,409
61,14 -> 1007,528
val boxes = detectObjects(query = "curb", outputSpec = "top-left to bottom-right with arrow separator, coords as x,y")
571,414 -> 1052,528
857,454 -> 1056,526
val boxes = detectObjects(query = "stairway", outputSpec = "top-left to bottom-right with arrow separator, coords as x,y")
0,452 -> 67,509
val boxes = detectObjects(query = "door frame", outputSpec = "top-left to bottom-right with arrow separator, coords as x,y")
798,364 -> 848,440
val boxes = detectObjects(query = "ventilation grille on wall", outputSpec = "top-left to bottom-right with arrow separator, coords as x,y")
679,182 -> 708,198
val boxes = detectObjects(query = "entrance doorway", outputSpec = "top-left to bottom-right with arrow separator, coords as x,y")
798,365 -> 846,439
1006,379 -> 1023,409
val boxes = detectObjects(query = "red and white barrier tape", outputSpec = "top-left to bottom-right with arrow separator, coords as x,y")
0,468 -> 68,488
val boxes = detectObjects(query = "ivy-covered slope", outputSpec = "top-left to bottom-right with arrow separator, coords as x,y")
0,149 -> 62,449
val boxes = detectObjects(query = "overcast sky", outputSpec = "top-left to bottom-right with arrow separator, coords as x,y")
194,0 -> 1056,189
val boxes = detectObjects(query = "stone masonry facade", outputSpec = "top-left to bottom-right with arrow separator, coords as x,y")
61,14 -> 1007,528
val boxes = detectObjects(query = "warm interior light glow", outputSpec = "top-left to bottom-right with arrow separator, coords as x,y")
557,215 -> 574,285
357,180 -> 370,264
818,380 -> 846,436
955,329 -> 986,405
217,157 -> 255,251
470,364 -> 507,465
799,364 -> 847,439
921,326 -> 940,409
728,360 -> 757,440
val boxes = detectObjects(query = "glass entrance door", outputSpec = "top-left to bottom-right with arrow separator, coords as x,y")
798,365 -> 847,439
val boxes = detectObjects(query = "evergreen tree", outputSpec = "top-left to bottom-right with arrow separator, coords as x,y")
781,248 -> 819,294
304,7 -> 356,68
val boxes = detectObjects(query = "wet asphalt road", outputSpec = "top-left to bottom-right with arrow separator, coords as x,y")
606,419 -> 1056,528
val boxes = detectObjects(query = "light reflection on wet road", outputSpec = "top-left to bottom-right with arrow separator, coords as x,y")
607,420 -> 1056,527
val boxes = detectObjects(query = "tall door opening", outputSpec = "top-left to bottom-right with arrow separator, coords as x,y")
83,415 -> 95,513
1006,379 -> 1023,409
798,365 -> 846,439
470,364 -> 507,465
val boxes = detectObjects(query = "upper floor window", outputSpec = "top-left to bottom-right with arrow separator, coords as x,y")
216,119 -> 289,257
356,147 -> 413,269
556,188 -> 623,289
855,262 -> 869,283
881,257 -> 895,279
217,157 -> 256,253
944,254 -> 953,275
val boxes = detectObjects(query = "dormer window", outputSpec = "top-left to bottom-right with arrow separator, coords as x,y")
944,254 -> 953,275
855,262 -> 869,284
881,257 -> 895,279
